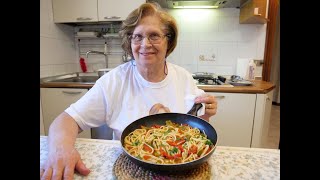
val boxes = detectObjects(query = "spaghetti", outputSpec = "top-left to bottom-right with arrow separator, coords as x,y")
124,120 -> 214,164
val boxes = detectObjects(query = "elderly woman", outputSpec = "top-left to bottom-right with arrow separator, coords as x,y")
41,2 -> 217,180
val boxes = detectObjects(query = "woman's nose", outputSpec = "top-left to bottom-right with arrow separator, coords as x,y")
140,37 -> 152,46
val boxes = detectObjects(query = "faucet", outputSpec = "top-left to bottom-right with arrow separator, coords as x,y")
85,42 -> 108,68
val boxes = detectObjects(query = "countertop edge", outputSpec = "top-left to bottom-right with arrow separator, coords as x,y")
40,80 -> 276,94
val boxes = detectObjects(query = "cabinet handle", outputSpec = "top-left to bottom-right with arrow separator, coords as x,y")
62,91 -> 82,95
104,16 -> 121,19
76,17 -> 92,21
215,95 -> 225,99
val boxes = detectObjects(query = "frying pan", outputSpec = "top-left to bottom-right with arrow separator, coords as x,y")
120,104 -> 218,172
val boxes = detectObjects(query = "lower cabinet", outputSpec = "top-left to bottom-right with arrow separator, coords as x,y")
207,92 -> 256,147
207,90 -> 274,148
251,90 -> 274,148
40,88 -> 91,138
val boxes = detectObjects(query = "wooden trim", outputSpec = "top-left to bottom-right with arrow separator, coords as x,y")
272,102 -> 280,106
262,0 -> 279,81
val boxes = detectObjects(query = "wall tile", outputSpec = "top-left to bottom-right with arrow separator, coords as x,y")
40,65 -> 53,78
179,41 -> 199,65
237,41 -> 258,59
198,65 -> 234,75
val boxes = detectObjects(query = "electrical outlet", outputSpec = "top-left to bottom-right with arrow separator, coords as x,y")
199,54 -> 215,61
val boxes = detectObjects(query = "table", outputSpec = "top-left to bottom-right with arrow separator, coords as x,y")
40,136 -> 280,179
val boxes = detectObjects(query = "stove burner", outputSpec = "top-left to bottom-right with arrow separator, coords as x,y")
192,72 -> 225,85
197,78 -> 221,85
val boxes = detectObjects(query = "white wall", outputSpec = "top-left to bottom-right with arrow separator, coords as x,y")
40,0 -> 78,78
167,8 -> 266,75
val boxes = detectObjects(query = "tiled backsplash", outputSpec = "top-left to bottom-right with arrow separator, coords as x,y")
40,0 -> 266,77
167,8 -> 266,75
76,37 -> 124,72
40,0 -> 78,78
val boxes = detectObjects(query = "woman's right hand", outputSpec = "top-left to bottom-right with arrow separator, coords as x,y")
40,145 -> 90,180
149,103 -> 170,115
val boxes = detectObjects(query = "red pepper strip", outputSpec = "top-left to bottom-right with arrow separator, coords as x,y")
143,144 -> 153,153
167,141 -> 176,146
152,124 -> 161,128
167,139 -> 186,146
188,145 -> 198,155
177,145 -> 184,152
205,146 -> 212,155
175,139 -> 186,145
160,147 -> 182,159
143,155 -> 151,160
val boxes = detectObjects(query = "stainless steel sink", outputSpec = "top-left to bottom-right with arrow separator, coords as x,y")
40,72 -> 99,84
49,76 -> 99,83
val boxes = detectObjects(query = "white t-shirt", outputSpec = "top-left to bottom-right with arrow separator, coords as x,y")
65,61 -> 205,140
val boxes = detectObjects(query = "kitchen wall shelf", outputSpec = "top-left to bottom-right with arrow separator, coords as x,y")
79,52 -> 123,55
239,0 -> 269,24
75,34 -> 120,40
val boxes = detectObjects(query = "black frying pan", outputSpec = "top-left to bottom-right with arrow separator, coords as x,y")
120,104 -> 218,172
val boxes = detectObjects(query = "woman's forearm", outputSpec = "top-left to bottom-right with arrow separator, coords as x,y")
47,112 -> 81,149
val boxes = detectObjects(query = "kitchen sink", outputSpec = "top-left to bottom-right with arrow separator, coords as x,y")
49,76 -> 99,83
40,72 -> 99,84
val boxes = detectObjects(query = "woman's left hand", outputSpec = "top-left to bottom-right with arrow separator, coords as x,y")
194,93 -> 217,121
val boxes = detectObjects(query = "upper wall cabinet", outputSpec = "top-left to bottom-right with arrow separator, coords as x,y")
239,0 -> 269,24
98,0 -> 146,22
52,0 -> 146,23
52,0 -> 98,23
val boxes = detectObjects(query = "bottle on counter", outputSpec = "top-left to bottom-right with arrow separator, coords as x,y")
245,60 -> 256,80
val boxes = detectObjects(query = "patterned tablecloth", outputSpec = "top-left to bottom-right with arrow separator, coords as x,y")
40,136 -> 280,180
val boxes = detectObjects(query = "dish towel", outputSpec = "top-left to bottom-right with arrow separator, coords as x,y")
184,89 -> 206,116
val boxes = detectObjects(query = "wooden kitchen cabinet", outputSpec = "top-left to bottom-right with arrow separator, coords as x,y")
207,92 -> 256,147
40,88 -> 91,138
52,0 -> 98,23
98,0 -> 145,21
239,0 -> 269,24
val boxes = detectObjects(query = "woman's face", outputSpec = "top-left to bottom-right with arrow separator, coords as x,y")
131,15 -> 168,68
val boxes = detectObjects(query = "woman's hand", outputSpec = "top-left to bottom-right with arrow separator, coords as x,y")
194,93 -> 217,121
149,103 -> 170,115
40,145 -> 90,180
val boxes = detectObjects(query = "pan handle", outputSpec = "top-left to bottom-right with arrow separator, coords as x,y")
187,103 -> 203,116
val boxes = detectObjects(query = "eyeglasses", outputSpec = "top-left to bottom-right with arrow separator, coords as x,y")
129,33 -> 170,45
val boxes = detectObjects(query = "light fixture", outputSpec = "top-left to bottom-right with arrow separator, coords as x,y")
167,0 -> 227,9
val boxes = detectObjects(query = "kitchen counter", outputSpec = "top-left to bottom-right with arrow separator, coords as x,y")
40,136 -> 280,179
198,80 -> 275,93
40,77 -> 275,94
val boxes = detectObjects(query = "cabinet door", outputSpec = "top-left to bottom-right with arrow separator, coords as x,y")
207,92 -> 256,147
251,90 -> 274,148
40,88 -> 91,138
52,0 -> 98,23
98,0 -> 145,21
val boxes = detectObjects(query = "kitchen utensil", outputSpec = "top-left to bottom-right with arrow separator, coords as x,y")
187,103 -> 203,116
122,53 -> 132,62
120,104 -> 218,172
218,76 -> 226,83
96,68 -> 113,77
79,58 -> 87,73
229,80 -> 253,86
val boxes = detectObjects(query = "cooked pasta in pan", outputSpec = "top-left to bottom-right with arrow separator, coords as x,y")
123,120 -> 214,164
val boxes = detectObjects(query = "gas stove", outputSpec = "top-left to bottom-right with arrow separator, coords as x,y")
192,72 -> 230,86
